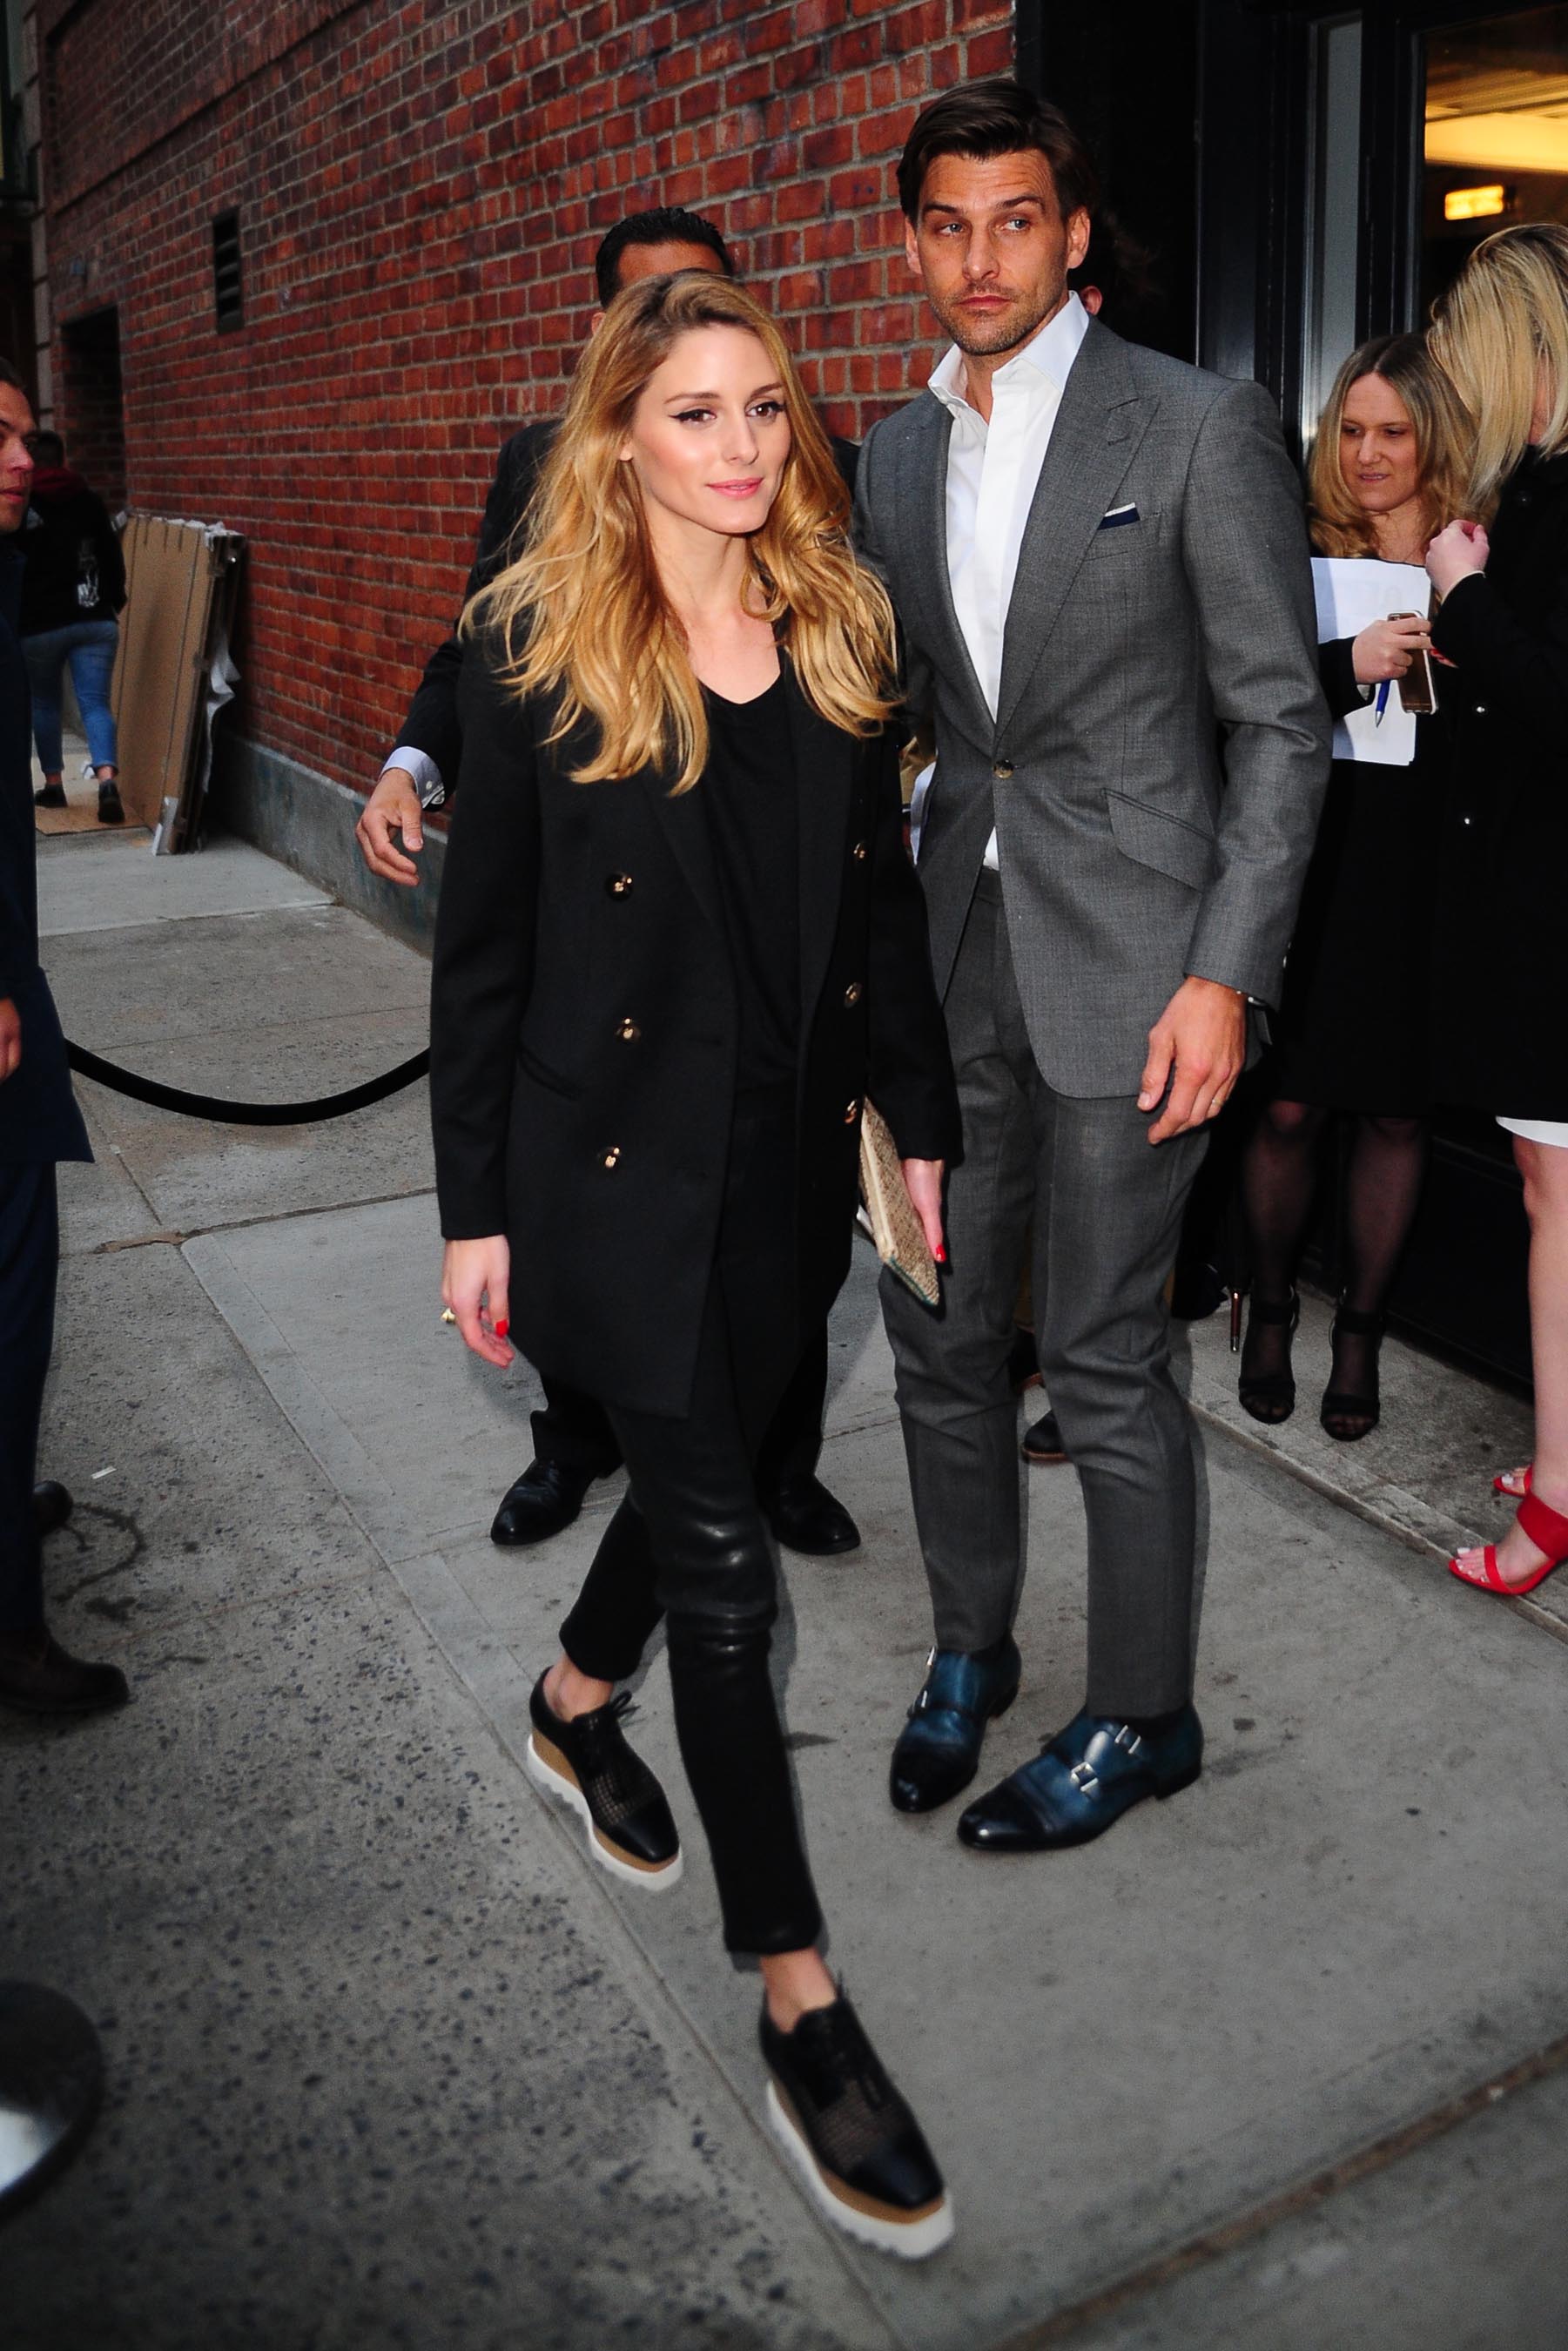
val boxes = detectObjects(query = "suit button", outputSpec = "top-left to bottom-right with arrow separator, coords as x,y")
843,980 -> 863,1007
601,1145 -> 622,1170
616,1017 -> 641,1042
993,760 -> 1013,780
1474,704 -> 1487,716
606,872 -> 633,897
851,839 -> 868,861
843,1098 -> 861,1124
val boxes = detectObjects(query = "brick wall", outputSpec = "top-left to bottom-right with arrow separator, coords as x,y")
38,0 -> 1013,801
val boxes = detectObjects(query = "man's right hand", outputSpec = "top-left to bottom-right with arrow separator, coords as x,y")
0,997 -> 20,1083
355,765 -> 425,886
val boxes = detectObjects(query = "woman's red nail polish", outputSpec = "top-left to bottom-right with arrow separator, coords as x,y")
935,1247 -> 947,1264
495,1319 -> 508,1338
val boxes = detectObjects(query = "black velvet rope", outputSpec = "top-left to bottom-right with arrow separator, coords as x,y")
64,1041 -> 430,1126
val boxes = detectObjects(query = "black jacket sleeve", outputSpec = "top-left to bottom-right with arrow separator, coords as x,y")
91,496 -> 126,616
1318,637 -> 1364,723
389,422 -> 555,784
428,646 -> 541,1237
863,731 -> 961,1164
1432,562 -> 1568,746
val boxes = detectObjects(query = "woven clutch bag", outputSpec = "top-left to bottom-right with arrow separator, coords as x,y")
858,1099 -> 940,1308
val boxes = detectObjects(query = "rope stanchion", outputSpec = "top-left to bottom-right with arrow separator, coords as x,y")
64,1041 -> 430,1127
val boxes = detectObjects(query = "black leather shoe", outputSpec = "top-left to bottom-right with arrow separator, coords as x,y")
525,1674 -> 682,1889
889,1634 -> 1021,1814
1020,1410 -> 1067,1465
958,1703 -> 1203,1853
490,1458 -> 596,1546
762,1474 -> 860,1557
32,782 -> 66,809
32,1480 -> 73,1539
0,1625 -> 129,1716
761,1993 -> 952,2259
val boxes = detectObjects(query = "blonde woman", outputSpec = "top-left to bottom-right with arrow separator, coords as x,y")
1427,222 -> 1568,1597
1237,334 -> 1466,1438
429,273 -> 959,2253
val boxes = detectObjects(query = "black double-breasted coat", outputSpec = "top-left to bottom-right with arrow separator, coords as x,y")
1430,448 -> 1568,1119
429,645 -> 959,1420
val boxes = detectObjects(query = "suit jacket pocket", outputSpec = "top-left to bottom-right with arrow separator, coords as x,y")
515,1039 -> 584,1101
1105,790 -> 1215,891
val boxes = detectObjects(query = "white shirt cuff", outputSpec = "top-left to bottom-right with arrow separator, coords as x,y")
383,745 -> 446,808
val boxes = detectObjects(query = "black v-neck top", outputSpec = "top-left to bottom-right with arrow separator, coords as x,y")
700,672 -> 800,1096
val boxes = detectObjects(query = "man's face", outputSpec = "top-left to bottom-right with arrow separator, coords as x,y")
0,382 -> 36,537
905,151 -> 1091,361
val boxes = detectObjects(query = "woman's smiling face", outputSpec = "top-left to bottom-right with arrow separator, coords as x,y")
620,325 -> 792,543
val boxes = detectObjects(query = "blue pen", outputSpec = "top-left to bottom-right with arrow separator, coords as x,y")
1374,680 -> 1390,726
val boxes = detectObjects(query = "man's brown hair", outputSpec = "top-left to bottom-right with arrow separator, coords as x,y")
897,79 -> 1100,225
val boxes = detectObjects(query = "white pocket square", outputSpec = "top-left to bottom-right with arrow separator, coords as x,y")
1099,503 -> 1140,529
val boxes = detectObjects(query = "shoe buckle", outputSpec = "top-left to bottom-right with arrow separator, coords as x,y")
1113,1724 -> 1142,1755
1070,1761 -> 1099,1792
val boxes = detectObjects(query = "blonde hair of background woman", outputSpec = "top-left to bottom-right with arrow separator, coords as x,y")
1308,332 -> 1470,558
1429,221 -> 1568,513
467,273 -> 897,792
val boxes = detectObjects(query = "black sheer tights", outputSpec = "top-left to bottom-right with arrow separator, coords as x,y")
1241,1101 -> 1429,1414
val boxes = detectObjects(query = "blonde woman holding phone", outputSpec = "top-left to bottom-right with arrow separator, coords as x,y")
429,272 -> 959,2253
1237,333 -> 1466,1439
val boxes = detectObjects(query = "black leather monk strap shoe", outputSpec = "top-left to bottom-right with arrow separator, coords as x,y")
32,1481 -> 73,1539
889,1634 -> 1021,1815
760,1993 -> 952,2259
0,1625 -> 129,1717
490,1458 -> 596,1547
761,1473 -> 861,1558
525,1674 -> 682,1890
958,1702 -> 1203,1853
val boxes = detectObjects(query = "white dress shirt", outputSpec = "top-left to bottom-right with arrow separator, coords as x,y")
926,291 -> 1091,871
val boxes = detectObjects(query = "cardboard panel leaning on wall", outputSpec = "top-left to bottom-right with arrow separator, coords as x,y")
111,515 -> 245,849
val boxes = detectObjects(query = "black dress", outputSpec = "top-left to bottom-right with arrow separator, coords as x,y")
1269,631 -> 1450,1115
1430,448 -> 1568,1122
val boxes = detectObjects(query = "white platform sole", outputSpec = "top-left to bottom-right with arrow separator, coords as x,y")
524,1734 -> 684,1892
764,2080 -> 954,2260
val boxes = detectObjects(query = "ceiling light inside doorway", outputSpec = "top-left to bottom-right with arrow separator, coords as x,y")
1444,183 -> 1509,220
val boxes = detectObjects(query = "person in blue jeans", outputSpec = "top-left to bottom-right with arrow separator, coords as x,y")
20,430 -> 126,824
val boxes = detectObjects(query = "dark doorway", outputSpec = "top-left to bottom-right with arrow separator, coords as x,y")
57,306 -> 124,509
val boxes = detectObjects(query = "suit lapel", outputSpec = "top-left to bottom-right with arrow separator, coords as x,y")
897,395 -> 992,731
993,321 -> 1153,742
637,750 -> 723,937
784,661 -> 853,1037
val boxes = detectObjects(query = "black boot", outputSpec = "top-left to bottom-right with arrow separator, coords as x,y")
490,1458 -> 596,1546
0,1625 -> 129,1717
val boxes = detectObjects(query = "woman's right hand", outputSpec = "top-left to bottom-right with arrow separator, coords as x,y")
442,1236 -> 514,1367
1351,614 -> 1431,684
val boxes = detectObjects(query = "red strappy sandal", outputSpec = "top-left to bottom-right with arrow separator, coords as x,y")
1450,1489 -> 1568,1596
1491,1464 -> 1532,1499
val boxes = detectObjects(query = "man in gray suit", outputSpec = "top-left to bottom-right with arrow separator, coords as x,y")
858,83 -> 1329,1851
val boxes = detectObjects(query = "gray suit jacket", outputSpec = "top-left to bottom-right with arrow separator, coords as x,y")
856,318 -> 1331,1096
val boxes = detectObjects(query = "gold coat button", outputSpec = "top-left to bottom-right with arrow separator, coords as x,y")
843,981 -> 863,1007
843,1099 -> 861,1124
993,760 -> 1013,780
601,1145 -> 622,1170
616,1017 -> 641,1042
606,872 -> 633,897
851,839 -> 868,861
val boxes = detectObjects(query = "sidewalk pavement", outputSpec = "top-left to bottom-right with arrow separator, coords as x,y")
8,828 -> 1566,2351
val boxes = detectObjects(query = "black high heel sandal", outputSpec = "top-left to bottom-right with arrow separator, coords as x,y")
1237,1289 -> 1300,1425
1321,1303 -> 1384,1441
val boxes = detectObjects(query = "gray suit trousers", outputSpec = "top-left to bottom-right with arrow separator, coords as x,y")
881,874 -> 1206,1716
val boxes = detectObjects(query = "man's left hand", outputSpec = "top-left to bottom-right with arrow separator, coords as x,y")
1138,976 -> 1246,1145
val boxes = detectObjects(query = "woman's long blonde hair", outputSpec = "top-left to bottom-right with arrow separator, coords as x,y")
466,273 -> 897,790
1308,333 -> 1470,557
1430,222 -> 1568,511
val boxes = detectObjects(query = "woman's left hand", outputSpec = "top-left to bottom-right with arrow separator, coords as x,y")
1426,519 -> 1491,597
900,1157 -> 947,1265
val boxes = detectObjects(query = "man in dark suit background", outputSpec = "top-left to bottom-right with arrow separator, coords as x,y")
0,357 -> 128,1715
356,209 -> 863,1562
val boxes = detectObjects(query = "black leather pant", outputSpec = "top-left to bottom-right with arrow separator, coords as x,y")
559,1090 -> 822,1957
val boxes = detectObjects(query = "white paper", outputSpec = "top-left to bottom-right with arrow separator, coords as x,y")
1311,557 -> 1430,766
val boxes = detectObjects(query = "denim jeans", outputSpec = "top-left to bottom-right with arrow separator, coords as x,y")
22,618 -> 119,775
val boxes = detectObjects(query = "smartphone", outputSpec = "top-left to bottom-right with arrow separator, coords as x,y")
1389,612 -> 1437,715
